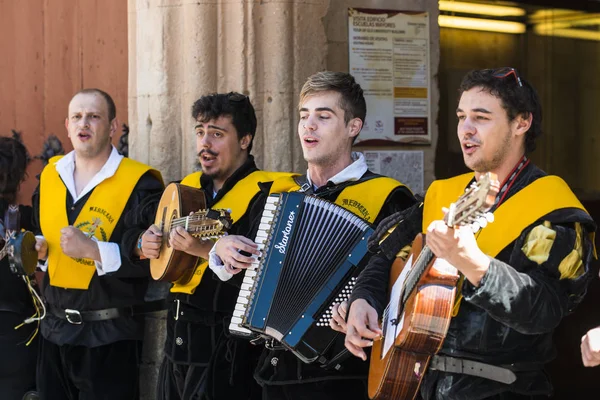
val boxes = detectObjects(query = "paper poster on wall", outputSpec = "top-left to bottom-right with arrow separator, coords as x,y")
349,8 -> 431,145
362,150 -> 424,194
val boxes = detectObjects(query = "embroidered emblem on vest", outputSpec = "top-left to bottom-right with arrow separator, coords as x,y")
88,206 -> 115,224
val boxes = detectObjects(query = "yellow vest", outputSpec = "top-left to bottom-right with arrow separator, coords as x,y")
422,173 -> 593,258
268,175 -> 407,224
40,155 -> 163,290
171,170 -> 297,294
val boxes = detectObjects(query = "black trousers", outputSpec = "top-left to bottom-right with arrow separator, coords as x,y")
261,379 -> 368,400
37,337 -> 141,400
157,358 -> 208,400
0,312 -> 38,400
158,353 -> 263,400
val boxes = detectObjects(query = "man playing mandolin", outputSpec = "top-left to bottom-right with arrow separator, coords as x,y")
125,92 -> 292,400
339,68 -> 597,400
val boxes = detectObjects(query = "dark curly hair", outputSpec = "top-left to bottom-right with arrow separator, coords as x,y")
458,68 -> 542,153
0,135 -> 29,203
191,92 -> 257,153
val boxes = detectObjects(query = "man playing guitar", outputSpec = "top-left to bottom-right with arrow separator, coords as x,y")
338,68 -> 597,400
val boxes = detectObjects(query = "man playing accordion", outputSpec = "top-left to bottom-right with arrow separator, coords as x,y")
210,71 -> 416,400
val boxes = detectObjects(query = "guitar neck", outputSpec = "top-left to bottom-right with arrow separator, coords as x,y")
401,245 -> 435,306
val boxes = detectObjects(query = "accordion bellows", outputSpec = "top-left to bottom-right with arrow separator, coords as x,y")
230,192 -> 374,364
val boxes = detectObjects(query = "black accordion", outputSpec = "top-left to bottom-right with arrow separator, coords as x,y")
229,192 -> 374,363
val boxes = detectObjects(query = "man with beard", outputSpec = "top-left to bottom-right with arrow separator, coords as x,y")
125,92 -> 292,400
33,88 -> 164,399
340,68 -> 597,400
210,71 -> 416,400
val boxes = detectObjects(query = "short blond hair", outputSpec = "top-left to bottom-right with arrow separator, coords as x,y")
299,71 -> 366,125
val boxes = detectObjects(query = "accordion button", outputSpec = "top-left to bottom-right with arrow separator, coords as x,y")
175,337 -> 184,346
271,357 -> 279,367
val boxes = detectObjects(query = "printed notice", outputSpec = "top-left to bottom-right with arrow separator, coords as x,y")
349,8 -> 431,144
363,150 -> 424,194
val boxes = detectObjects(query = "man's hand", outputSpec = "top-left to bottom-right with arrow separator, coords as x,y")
425,217 -> 490,287
344,299 -> 382,361
581,326 -> 600,367
169,226 -> 212,258
60,226 -> 100,261
330,301 -> 349,333
214,235 -> 259,275
35,237 -> 48,260
139,225 -> 163,259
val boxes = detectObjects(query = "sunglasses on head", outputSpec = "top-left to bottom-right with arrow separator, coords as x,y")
487,67 -> 523,87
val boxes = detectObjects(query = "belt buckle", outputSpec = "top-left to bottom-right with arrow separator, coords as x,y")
299,182 -> 311,193
65,309 -> 83,325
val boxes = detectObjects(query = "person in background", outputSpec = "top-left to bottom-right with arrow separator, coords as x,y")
0,133 -> 39,400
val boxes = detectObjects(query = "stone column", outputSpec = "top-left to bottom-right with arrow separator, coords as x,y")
129,0 -> 330,182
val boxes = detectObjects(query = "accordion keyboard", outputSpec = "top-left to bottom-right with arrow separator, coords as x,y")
229,195 -> 280,337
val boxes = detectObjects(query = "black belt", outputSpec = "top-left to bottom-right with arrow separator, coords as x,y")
429,355 -> 517,384
49,300 -> 166,325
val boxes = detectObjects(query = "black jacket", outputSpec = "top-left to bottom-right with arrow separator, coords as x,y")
0,201 -> 35,320
351,163 -> 597,399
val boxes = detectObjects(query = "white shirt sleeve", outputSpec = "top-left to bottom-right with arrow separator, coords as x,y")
94,240 -> 122,275
34,235 -> 122,275
208,241 -> 234,281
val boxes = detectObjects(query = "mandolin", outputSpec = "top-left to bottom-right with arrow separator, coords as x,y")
150,183 -> 232,283
368,172 -> 499,400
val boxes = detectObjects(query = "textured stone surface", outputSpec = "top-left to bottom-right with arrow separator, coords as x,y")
129,0 -> 330,182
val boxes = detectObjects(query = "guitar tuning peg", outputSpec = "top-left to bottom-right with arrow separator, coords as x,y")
477,216 -> 488,229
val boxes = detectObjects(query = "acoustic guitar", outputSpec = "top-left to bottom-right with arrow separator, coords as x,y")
368,172 -> 499,400
150,183 -> 232,283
